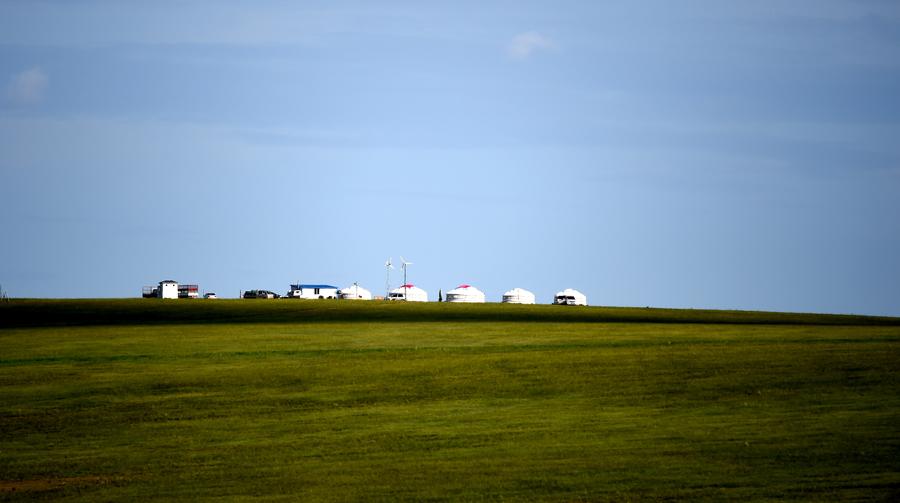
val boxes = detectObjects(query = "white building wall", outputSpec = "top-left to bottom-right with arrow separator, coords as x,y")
291,285 -> 339,299
159,281 -> 178,299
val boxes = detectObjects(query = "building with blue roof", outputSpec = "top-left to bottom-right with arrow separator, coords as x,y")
285,283 -> 339,299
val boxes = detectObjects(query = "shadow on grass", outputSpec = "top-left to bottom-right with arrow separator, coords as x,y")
2,299 -> 898,328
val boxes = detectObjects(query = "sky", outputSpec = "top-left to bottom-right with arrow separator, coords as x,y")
1,1 -> 899,315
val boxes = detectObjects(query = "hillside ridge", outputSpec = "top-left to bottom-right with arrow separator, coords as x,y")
2,299 -> 898,328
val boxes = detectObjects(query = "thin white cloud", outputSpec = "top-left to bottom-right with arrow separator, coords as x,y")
507,31 -> 556,60
7,67 -> 48,104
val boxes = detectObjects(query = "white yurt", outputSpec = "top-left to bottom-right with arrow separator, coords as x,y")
501,287 -> 536,304
338,284 -> 372,300
388,284 -> 428,302
554,288 -> 587,306
445,284 -> 486,303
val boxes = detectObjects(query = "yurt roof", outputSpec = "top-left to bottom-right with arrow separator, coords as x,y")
292,284 -> 338,290
503,287 -> 534,296
448,284 -> 483,295
391,284 -> 425,293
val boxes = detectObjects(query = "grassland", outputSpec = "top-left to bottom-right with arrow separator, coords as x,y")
1,299 -> 899,501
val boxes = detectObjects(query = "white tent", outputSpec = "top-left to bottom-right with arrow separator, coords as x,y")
338,284 -> 372,300
388,284 -> 428,302
445,284 -> 486,303
554,288 -> 587,306
501,287 -> 535,304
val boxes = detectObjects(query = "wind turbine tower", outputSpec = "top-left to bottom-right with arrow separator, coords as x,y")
400,256 -> 412,298
384,258 -> 394,297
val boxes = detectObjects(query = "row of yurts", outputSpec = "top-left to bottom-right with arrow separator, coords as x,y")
336,283 -> 588,306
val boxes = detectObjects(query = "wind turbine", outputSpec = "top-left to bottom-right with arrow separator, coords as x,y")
385,258 -> 394,298
400,256 -> 412,299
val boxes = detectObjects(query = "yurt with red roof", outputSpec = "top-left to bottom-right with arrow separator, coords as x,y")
445,284 -> 486,303
388,284 -> 428,302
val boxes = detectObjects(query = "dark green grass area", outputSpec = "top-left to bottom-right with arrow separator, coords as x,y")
2,298 -> 899,328
1,301 -> 899,501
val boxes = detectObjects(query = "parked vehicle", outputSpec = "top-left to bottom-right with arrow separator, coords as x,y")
243,290 -> 280,299
553,288 -> 587,306
204,292 -> 217,299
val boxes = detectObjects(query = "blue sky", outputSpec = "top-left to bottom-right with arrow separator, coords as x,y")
1,1 -> 899,315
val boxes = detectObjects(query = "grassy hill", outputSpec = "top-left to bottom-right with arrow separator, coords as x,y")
3,298 -> 899,328
1,300 -> 899,500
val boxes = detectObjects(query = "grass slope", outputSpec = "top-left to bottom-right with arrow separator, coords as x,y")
1,300 -> 899,501
2,299 -> 899,328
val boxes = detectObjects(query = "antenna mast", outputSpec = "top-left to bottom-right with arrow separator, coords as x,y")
400,256 -> 412,300
385,258 -> 393,298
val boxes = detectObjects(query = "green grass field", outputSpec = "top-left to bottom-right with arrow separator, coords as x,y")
2,299 -> 899,501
